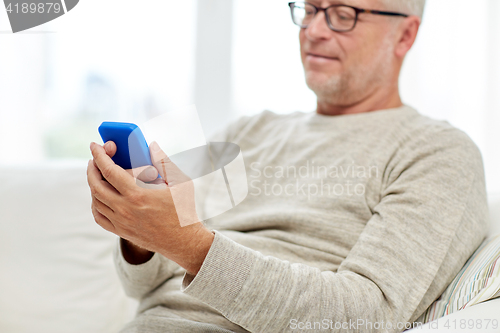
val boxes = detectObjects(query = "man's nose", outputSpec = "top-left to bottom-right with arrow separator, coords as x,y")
305,11 -> 333,41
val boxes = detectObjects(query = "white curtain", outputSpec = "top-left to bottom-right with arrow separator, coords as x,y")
0,0 -> 197,164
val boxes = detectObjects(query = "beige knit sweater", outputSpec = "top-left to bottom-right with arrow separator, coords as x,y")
114,105 -> 488,332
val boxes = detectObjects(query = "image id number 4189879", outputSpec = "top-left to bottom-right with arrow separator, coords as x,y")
5,2 -> 62,14
442,319 -> 498,330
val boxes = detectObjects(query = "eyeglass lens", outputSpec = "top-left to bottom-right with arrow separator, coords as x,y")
292,2 -> 357,31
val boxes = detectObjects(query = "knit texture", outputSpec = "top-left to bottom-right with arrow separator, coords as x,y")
114,105 -> 488,333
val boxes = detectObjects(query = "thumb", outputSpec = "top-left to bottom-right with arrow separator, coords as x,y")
103,141 -> 117,157
149,141 -> 191,186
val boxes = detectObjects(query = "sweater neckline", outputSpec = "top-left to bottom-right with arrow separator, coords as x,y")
304,105 -> 417,125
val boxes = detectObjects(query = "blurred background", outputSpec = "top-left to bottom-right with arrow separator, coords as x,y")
0,0 -> 499,193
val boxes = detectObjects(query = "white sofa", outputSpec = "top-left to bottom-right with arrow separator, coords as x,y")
0,162 -> 498,333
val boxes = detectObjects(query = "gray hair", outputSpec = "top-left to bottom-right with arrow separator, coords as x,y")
379,0 -> 427,18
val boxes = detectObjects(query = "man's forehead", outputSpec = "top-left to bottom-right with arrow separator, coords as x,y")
306,0 -> 379,7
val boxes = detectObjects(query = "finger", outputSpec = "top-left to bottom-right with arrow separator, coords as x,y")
91,200 -> 116,233
149,141 -> 190,186
92,141 -> 116,172
92,194 -> 114,216
149,141 -> 170,180
135,177 -> 167,190
90,142 -> 136,195
148,178 -> 167,185
87,159 -> 121,207
104,141 -> 117,158
126,165 -> 159,183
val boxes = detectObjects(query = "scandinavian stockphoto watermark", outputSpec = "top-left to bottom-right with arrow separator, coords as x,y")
289,318 -> 424,331
249,160 -> 379,200
3,0 -> 79,33
289,318 -> 499,331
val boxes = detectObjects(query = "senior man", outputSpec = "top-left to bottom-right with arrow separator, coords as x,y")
87,0 -> 488,332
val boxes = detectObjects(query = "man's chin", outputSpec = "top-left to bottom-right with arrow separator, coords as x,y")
305,74 -> 343,96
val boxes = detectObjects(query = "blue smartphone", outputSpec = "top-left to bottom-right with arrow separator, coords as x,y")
98,122 -> 152,170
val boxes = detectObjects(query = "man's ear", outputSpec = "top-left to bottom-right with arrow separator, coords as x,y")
394,16 -> 421,59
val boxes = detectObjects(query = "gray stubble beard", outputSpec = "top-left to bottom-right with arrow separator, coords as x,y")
305,33 -> 396,107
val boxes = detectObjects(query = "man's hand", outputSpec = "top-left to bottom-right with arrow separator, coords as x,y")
99,141 -> 155,265
87,141 -> 214,275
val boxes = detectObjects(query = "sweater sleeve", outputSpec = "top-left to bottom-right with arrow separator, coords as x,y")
112,237 -> 181,300
179,127 -> 488,332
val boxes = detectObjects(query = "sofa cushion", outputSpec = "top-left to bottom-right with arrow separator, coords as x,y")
418,233 -> 500,323
489,193 -> 500,236
0,163 -> 137,333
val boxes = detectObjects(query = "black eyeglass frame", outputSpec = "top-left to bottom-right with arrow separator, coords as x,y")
288,2 -> 409,32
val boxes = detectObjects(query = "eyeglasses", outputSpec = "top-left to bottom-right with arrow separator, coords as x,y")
288,2 -> 409,32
